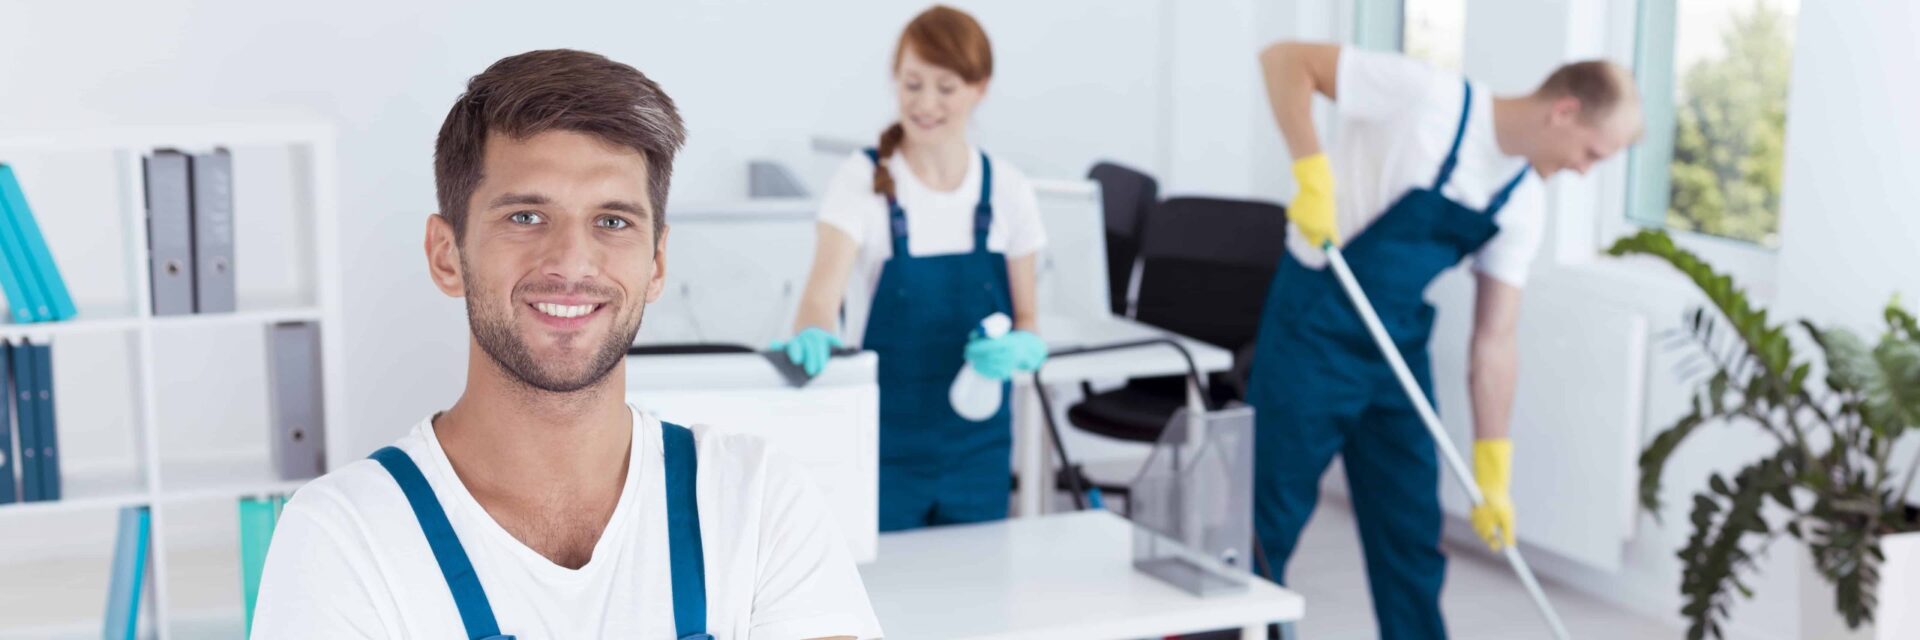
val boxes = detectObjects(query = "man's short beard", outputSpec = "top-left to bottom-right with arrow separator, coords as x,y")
462,262 -> 643,394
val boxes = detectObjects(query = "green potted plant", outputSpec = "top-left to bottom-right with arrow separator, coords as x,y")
1608,229 -> 1920,639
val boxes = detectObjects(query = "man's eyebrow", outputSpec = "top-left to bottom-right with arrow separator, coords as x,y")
488,192 -> 550,209
600,200 -> 649,218
486,194 -> 649,220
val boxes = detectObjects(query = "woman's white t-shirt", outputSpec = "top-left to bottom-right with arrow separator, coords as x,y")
816,147 -> 1047,343
1286,48 -> 1547,287
251,405 -> 882,639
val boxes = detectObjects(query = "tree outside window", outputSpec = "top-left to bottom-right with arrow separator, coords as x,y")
1658,0 -> 1797,247
1402,0 -> 1464,72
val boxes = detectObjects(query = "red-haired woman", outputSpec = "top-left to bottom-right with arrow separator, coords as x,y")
776,5 -> 1048,532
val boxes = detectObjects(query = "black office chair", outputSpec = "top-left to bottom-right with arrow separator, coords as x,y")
1056,196 -> 1289,499
626,343 -> 754,356
1087,162 -> 1159,317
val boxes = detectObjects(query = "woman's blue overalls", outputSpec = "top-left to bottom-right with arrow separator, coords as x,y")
370,421 -> 713,640
1247,82 -> 1528,640
860,147 -> 1015,532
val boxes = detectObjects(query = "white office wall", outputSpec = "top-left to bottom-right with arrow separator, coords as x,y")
1162,0 -> 1262,199
0,0 -> 1166,467
1156,0 -> 1345,202
1770,5 -> 1920,634
1771,2 -> 1920,337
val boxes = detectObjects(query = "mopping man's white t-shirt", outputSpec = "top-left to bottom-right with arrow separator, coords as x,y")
251,405 -> 883,639
1286,48 -> 1547,287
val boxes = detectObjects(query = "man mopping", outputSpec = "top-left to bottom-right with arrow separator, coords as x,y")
1249,42 -> 1641,639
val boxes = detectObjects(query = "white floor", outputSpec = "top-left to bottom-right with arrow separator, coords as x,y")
5,489 -> 1692,640
1280,496 -> 1682,639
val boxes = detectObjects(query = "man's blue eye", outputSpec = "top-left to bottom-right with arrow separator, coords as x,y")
599,217 -> 630,229
510,211 -> 543,224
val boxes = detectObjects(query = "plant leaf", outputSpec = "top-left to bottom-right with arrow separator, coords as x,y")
1886,296 -> 1920,341
1816,324 -> 1876,394
1869,337 -> 1920,434
1641,396 -> 1711,516
1672,453 -> 1797,639
1609,230 -> 1797,380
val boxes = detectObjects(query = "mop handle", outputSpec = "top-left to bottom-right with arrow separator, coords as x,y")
1323,244 -> 1572,640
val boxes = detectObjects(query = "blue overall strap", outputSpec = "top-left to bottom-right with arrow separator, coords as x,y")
661,421 -> 711,640
1430,81 -> 1475,191
972,151 -> 994,253
369,446 -> 509,640
1484,166 -> 1531,215
865,147 -> 911,257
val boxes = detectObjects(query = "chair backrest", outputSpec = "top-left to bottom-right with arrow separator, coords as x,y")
1087,162 -> 1159,317
628,343 -> 756,356
1132,197 -> 1289,351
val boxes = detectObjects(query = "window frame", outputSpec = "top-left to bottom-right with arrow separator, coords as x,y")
1351,0 -> 1403,53
1605,0 -> 1787,291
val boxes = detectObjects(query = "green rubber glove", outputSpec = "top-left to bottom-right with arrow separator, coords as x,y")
1471,438 -> 1516,551
963,330 -> 1048,381
1290,153 -> 1340,248
770,327 -> 842,377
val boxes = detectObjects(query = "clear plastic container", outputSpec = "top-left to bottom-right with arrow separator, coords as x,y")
1131,403 -> 1256,596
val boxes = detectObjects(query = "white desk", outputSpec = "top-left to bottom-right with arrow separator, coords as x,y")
1012,315 -> 1235,517
625,351 -> 879,562
860,510 -> 1303,639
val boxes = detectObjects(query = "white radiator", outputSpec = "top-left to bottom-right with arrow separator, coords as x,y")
1428,269 -> 1647,571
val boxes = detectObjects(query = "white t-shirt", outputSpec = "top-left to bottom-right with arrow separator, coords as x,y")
817,147 -> 1047,343
251,405 -> 882,640
1286,47 -> 1547,287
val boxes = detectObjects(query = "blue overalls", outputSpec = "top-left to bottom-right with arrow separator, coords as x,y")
1247,83 -> 1528,640
860,147 -> 1015,532
370,421 -> 712,640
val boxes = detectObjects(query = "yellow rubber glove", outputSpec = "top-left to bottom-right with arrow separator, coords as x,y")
1289,153 -> 1340,248
1471,438 -> 1516,551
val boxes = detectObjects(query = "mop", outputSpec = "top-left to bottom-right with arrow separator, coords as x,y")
1322,242 -> 1572,640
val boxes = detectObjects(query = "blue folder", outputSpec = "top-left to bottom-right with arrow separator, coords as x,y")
0,341 -> 13,504
31,340 -> 56,500
12,340 -> 39,501
104,505 -> 152,639
0,165 -> 75,320
0,169 -> 39,323
238,495 -> 285,633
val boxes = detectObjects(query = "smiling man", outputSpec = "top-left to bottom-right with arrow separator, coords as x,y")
252,49 -> 881,639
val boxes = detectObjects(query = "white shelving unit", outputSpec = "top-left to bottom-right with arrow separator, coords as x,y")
0,121 -> 346,639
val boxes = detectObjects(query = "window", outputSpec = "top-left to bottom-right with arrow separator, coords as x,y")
1630,0 -> 1798,248
1352,0 -> 1464,72
1401,0 -> 1464,72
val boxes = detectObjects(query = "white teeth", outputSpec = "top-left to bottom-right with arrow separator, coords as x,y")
534,303 -> 597,319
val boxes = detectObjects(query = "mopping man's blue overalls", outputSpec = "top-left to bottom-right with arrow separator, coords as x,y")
860,147 -> 1015,532
370,422 -> 713,640
1247,82 -> 1529,640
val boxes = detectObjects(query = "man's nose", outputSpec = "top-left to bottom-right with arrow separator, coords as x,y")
540,222 -> 601,282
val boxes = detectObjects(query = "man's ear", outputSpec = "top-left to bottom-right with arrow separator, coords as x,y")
425,213 -> 466,297
643,223 -> 669,304
1549,96 -> 1582,127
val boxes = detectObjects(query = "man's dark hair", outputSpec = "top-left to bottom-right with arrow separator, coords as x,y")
434,49 -> 687,241
1534,59 -> 1638,125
